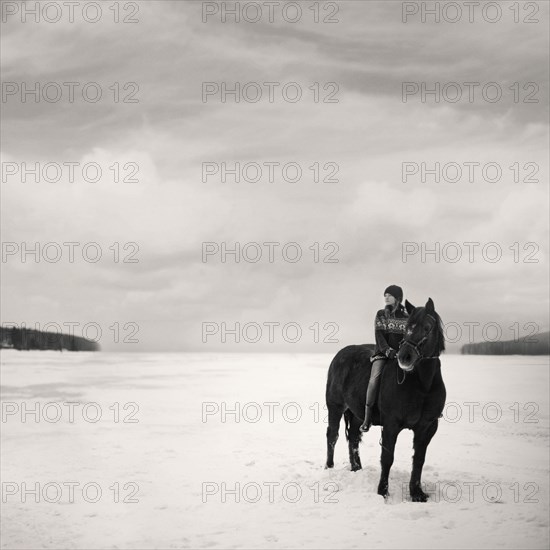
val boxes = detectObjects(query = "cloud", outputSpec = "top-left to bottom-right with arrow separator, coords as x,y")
1,1 -> 548,351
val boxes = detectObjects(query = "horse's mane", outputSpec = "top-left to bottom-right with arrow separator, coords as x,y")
408,307 -> 446,354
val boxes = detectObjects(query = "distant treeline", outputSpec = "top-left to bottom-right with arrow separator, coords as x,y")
461,332 -> 550,355
0,326 -> 99,352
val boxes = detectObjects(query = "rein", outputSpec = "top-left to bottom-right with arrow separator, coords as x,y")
395,355 -> 440,384
396,366 -> 406,385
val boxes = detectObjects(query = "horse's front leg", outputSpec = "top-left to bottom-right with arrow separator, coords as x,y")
378,425 -> 400,498
410,420 -> 438,502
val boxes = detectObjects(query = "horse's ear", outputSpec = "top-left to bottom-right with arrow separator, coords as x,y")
426,298 -> 435,313
405,300 -> 415,315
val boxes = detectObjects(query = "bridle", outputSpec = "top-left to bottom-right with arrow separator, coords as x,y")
398,313 -> 440,367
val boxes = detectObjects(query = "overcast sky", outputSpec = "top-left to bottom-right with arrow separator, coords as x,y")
1,0 -> 549,352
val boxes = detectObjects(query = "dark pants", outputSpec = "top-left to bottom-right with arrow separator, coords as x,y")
366,359 -> 385,407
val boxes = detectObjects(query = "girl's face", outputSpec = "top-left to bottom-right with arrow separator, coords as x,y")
384,293 -> 397,306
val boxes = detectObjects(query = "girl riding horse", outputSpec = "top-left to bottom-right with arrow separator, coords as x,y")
360,284 -> 408,432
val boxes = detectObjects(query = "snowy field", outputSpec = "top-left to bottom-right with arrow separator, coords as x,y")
1,351 -> 548,550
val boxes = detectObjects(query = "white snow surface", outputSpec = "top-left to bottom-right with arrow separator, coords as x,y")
1,351 -> 548,549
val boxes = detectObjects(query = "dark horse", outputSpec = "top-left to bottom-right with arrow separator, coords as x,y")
325,298 -> 446,502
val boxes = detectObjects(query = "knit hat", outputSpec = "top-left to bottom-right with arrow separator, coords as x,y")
384,285 -> 403,302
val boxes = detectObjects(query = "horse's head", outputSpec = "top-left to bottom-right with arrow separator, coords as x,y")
397,298 -> 445,372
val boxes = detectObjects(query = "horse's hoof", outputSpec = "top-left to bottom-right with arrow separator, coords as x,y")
325,462 -> 334,469
411,491 -> 429,502
351,464 -> 362,472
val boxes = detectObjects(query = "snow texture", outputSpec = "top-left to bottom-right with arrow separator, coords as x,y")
1,351 -> 548,549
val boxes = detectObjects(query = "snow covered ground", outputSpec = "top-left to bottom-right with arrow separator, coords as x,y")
1,351 -> 548,549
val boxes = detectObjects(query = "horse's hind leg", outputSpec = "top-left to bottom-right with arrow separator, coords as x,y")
325,403 -> 343,469
409,420 -> 439,502
344,410 -> 363,472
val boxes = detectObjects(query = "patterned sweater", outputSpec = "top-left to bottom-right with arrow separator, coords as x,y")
373,304 -> 409,358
